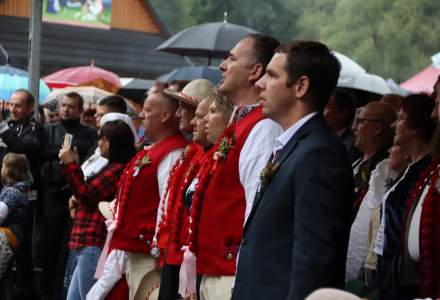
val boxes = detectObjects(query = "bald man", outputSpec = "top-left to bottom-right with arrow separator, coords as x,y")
352,102 -> 396,209
108,91 -> 187,300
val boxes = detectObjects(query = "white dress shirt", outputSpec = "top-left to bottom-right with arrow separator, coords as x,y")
271,112 -> 318,156
239,118 -> 282,222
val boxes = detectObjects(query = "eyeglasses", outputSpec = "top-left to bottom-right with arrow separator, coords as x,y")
355,117 -> 382,125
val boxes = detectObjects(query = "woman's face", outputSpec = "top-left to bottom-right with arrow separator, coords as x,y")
191,99 -> 210,146
204,101 -> 228,143
98,136 -> 110,158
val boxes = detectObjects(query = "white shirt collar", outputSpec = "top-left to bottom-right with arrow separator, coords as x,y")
273,112 -> 318,155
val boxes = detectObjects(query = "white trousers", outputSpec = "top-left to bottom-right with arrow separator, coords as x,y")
199,275 -> 234,300
126,252 -> 160,300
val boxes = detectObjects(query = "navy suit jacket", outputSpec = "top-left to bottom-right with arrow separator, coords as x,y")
233,114 -> 353,300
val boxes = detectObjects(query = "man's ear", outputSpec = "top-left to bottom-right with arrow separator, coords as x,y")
293,75 -> 310,99
249,63 -> 264,84
161,110 -> 171,123
373,122 -> 383,136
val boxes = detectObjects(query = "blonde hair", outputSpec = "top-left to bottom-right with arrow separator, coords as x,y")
205,89 -> 234,121
1,153 -> 31,185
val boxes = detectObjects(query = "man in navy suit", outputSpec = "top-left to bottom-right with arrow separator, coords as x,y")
232,41 -> 354,300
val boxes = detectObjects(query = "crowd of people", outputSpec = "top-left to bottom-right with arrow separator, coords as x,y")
0,33 -> 439,300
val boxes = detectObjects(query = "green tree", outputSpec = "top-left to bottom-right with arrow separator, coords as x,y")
151,0 -> 440,81
298,0 -> 440,81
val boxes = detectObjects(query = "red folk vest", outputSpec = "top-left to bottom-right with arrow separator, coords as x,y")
195,107 -> 264,275
157,143 -> 205,265
110,134 -> 187,254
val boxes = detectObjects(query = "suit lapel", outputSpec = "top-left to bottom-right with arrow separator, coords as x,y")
243,114 -> 324,233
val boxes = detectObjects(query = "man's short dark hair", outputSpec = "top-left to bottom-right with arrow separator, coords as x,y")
246,33 -> 281,73
276,41 -> 341,111
64,92 -> 84,111
98,95 -> 127,114
14,89 -> 35,107
332,89 -> 356,127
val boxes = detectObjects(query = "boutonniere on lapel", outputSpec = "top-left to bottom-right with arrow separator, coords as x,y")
133,152 -> 151,177
213,126 -> 236,162
259,160 -> 280,190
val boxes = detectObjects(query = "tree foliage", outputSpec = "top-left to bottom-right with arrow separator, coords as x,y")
150,0 -> 440,81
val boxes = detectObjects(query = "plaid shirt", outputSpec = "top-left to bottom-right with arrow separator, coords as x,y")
61,161 -> 124,250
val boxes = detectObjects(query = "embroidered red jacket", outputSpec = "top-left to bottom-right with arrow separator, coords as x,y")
190,107 -> 264,275
110,134 -> 187,254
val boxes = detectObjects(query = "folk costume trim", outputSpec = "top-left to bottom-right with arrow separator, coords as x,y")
153,144 -> 200,253
169,155 -> 202,252
187,124 -> 236,253
114,148 -> 151,227
418,165 -> 440,298
401,159 -> 440,298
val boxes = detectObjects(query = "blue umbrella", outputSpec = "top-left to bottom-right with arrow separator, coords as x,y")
0,65 -> 51,102
157,66 -> 222,85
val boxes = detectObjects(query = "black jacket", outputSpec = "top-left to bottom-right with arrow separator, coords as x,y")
41,119 -> 97,202
0,117 -> 47,189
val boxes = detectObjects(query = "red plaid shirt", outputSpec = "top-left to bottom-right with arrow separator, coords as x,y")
61,161 -> 124,250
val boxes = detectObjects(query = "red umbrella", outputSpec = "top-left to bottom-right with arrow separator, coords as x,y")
400,64 -> 440,94
44,62 -> 121,89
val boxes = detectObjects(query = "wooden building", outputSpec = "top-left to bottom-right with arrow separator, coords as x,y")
0,0 -> 188,78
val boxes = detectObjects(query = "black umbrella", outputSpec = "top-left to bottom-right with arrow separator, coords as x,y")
156,22 -> 259,65
157,66 -> 222,85
117,78 -> 154,103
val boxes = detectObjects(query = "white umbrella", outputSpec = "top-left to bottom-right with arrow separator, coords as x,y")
45,86 -> 113,104
387,79 -> 410,96
339,72 -> 391,95
333,51 -> 366,78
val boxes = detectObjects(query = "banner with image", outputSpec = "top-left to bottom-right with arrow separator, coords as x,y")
43,0 -> 112,29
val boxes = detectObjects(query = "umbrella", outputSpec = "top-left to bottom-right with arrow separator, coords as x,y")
334,51 -> 366,82
400,64 -> 440,94
0,65 -> 51,102
156,22 -> 259,64
400,51 -> 440,94
387,79 -> 410,96
45,86 -> 113,104
78,78 -> 120,93
339,72 -> 391,95
44,63 -> 121,89
157,66 -> 222,84
117,78 -> 155,103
